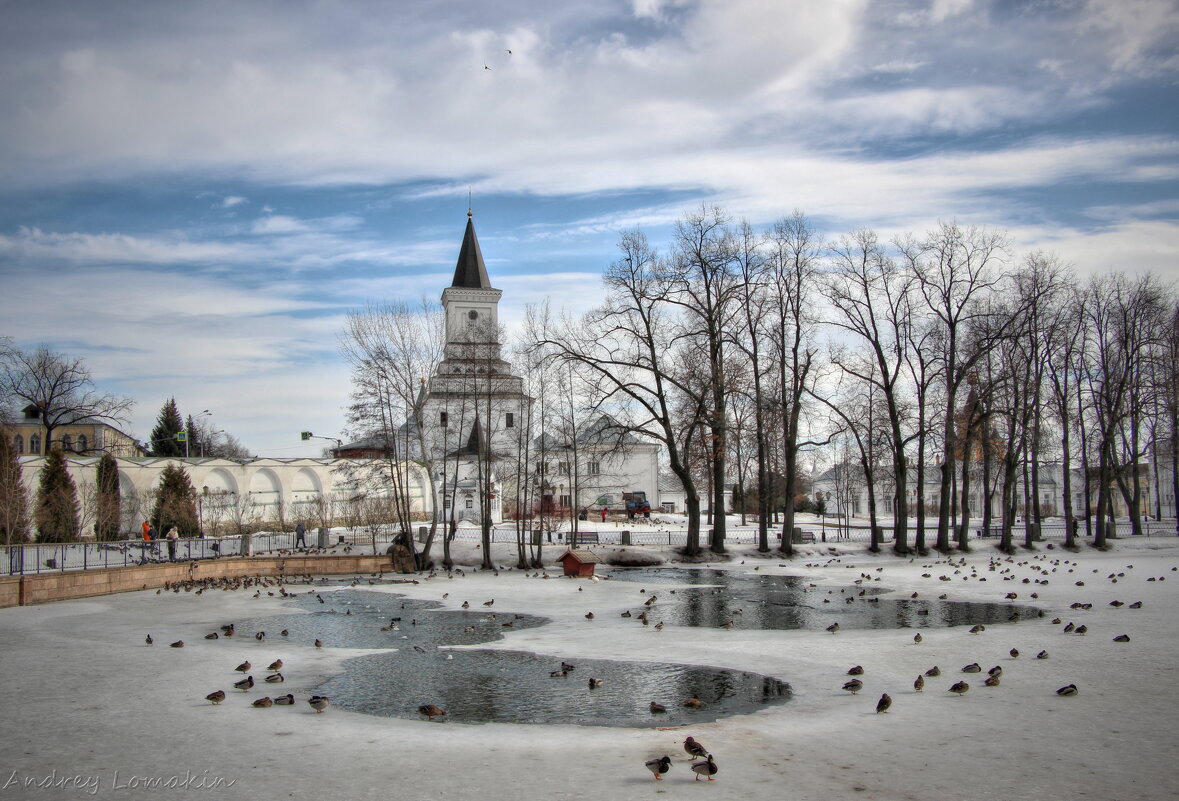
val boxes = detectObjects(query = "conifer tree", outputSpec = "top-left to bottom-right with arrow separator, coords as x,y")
151,463 -> 198,536
149,398 -> 185,457
35,448 -> 79,542
0,432 -> 31,544
95,452 -> 122,541
185,415 -> 202,459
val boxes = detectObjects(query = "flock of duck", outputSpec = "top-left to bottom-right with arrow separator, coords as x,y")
645,736 -> 718,782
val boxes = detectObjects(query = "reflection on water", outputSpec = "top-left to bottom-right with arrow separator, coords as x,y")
241,588 -> 791,726
319,649 -> 790,727
607,567 -> 1041,630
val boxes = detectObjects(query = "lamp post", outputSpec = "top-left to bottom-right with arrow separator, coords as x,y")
186,409 -> 212,458
300,431 -> 344,455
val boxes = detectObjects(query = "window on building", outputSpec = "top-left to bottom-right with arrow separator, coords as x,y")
440,411 -> 448,427
884,497 -> 893,513
506,412 -> 514,429
559,494 -> 571,508
852,497 -> 861,515
444,496 -> 452,509
537,462 -> 548,475
61,435 -> 73,452
587,461 -> 601,475
29,434 -> 41,454
76,434 -> 87,452
557,461 -> 570,475
465,499 -> 474,510
13,435 -> 23,454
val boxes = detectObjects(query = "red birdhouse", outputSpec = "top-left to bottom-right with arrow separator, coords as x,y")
557,549 -> 601,578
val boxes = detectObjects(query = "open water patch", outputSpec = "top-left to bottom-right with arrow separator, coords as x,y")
317,649 -> 790,727
606,567 -> 1041,630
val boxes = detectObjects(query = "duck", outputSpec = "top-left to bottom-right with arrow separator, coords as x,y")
233,675 -> 254,692
280,629 -> 290,636
588,678 -> 603,689
235,661 -> 252,673
691,755 -> 718,782
461,601 -> 470,609
1056,684 -> 1078,697
252,696 -> 274,708
1074,625 -> 1087,635
962,663 -> 981,673
984,674 -> 1000,687
842,679 -> 864,695
1128,601 -> 1143,609
1037,650 -> 1049,659
204,632 -> 219,640
308,695 -> 330,713
170,640 -> 184,648
949,681 -> 970,696
969,624 -> 985,634
914,675 -> 924,692
645,755 -> 672,781
826,622 -> 840,634
876,693 -> 892,713
684,736 -> 707,758
988,665 -> 1003,677
621,610 -> 632,618
255,631 -> 265,641
847,665 -> 864,675
585,612 -> 595,620
561,661 -> 576,672
145,634 -> 153,645
1113,634 -> 1130,642
683,697 -> 702,708
205,690 -> 226,705
274,693 -> 295,705
314,639 -> 323,648
654,621 -> 664,630
418,704 -> 447,720
550,670 -> 568,678
925,666 -> 941,677
1009,648 -> 1019,658
649,701 -> 667,713
267,659 -> 283,672
265,672 -> 284,684
1063,622 -> 1075,633
913,633 -> 922,644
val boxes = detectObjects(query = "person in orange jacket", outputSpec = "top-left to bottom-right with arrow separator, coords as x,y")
142,520 -> 151,542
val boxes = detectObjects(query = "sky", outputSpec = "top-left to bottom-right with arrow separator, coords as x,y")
1,0 -> 1177,456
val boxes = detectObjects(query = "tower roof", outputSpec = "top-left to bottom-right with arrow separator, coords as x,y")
451,213 -> 492,289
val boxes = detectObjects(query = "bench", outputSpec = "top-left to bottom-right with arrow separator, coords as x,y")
571,532 -> 600,545
798,531 -> 816,543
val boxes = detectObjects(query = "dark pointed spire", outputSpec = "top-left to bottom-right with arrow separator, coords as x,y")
451,212 -> 492,289
460,416 -> 486,456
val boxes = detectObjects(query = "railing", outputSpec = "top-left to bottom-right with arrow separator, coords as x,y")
3,518 -> 1174,577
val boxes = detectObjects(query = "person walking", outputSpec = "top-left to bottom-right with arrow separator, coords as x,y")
294,521 -> 306,549
142,520 -> 151,542
166,526 -> 179,561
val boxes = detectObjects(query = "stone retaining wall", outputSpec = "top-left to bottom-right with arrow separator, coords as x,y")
0,554 -> 395,608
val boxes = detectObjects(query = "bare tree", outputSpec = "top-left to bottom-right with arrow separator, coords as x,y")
0,344 -> 133,455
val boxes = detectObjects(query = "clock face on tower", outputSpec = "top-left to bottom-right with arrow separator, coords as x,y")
468,310 -> 479,321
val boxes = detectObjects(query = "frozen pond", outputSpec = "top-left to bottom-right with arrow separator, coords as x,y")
605,567 -> 1043,630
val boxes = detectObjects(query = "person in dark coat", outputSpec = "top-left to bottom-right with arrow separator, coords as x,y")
295,521 -> 306,549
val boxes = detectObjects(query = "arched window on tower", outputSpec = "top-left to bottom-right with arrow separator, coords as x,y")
29,434 -> 40,454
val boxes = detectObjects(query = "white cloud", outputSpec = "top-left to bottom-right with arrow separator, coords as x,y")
221,195 -> 247,208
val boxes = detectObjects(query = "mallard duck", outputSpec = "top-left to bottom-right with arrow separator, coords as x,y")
645,755 -> 672,781
280,629 -> 290,636
235,661 -> 252,673
949,681 -> 969,696
1037,650 -> 1049,659
267,659 -> 283,672
1128,601 -> 1142,609
654,621 -> 664,630
1063,622 -> 1075,633
265,672 -> 284,684
206,690 -> 226,705
684,736 -> 707,758
308,695 -> 329,713
418,704 -> 447,720
483,599 -> 494,607
842,679 -> 863,695
847,665 -> 864,675
984,674 -> 1000,687
255,631 -> 266,641
876,693 -> 892,713
561,661 -> 576,672
314,639 -> 323,648
969,624 -> 985,634
1056,684 -> 1078,697
588,678 -> 603,689
691,755 -> 718,781
683,697 -> 702,708
1009,648 -> 1019,658
252,696 -> 273,708
988,665 -> 1002,677
461,601 -> 470,609
274,693 -> 295,705
925,666 -> 941,677
621,610 -> 632,618
1113,633 -> 1130,642
205,632 -> 219,640
826,622 -> 840,634
962,663 -> 981,673
914,675 -> 924,692
649,701 -> 667,713
1074,625 -> 1087,635
913,633 -> 922,644
638,612 -> 649,625
145,634 -> 153,645
234,675 -> 254,692
170,640 -> 184,648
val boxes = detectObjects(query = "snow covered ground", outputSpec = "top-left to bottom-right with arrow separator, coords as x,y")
1,536 -> 1177,800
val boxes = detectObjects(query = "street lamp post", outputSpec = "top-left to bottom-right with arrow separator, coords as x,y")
187,410 -> 212,458
300,431 -> 343,455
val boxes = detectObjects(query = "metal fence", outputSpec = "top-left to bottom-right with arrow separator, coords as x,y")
3,518 -> 1174,577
